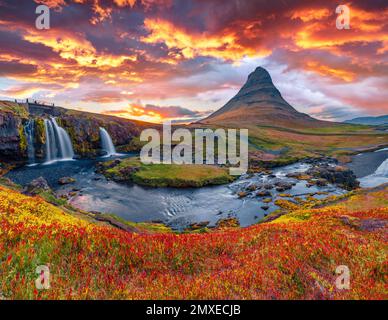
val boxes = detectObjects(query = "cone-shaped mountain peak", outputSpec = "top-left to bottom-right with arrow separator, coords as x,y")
202,67 -> 326,128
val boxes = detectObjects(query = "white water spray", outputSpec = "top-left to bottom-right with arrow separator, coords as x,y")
99,127 -> 116,157
44,118 -> 74,162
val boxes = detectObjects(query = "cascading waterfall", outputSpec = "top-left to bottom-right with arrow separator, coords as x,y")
375,158 -> 388,176
23,119 -> 36,164
99,127 -> 116,156
359,155 -> 388,188
44,118 -> 74,162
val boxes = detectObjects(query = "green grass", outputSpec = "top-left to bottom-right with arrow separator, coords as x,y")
102,158 -> 235,188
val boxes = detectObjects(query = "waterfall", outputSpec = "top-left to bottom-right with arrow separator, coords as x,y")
99,127 -> 116,156
375,158 -> 388,176
44,118 -> 74,162
24,119 -> 35,164
359,157 -> 388,188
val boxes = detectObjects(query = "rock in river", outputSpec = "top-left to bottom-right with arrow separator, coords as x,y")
23,177 -> 51,195
306,165 -> 359,190
58,177 -> 76,185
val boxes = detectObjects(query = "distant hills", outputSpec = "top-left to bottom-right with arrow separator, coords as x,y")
201,67 -> 330,128
344,115 -> 388,126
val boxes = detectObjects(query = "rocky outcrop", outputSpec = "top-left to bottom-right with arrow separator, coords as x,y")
57,113 -> 144,157
0,101 -> 151,161
22,176 -> 51,195
0,111 -> 26,160
58,177 -> 76,185
306,165 -> 359,190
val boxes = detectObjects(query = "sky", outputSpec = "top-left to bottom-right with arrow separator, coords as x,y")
0,0 -> 387,123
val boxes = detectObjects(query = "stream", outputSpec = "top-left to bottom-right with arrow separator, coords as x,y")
5,148 -> 388,230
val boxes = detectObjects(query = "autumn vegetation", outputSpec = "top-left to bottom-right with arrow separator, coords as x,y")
0,182 -> 387,300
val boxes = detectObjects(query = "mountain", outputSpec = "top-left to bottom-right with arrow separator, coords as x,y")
201,67 -> 329,128
344,115 -> 388,126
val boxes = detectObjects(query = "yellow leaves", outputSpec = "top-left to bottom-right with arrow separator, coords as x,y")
0,186 -> 89,228
274,199 -> 300,210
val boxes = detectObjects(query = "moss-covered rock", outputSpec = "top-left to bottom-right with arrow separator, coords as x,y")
97,158 -> 235,188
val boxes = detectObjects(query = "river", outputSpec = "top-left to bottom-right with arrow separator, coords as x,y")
5,148 -> 388,230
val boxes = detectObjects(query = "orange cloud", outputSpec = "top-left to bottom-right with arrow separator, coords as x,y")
291,8 -> 330,22
305,61 -> 356,82
294,7 -> 388,49
23,29 -> 136,68
103,103 -> 210,123
142,18 -> 270,62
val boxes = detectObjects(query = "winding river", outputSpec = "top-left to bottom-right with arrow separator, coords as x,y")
6,148 -> 388,230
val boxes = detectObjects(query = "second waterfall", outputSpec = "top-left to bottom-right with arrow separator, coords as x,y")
44,118 -> 75,162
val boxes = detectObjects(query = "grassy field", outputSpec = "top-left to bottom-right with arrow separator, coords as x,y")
99,158 -> 235,187
234,124 -> 388,164
0,184 -> 386,299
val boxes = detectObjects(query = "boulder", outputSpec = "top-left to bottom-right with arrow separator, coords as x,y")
58,177 -> 76,185
263,183 -> 274,190
238,191 -> 248,198
22,177 -> 51,195
256,190 -> 271,197
247,184 -> 259,191
306,165 -> 359,190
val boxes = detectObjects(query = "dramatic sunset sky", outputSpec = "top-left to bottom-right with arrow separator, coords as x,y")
0,0 -> 387,123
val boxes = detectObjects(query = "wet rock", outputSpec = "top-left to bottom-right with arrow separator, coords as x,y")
187,221 -> 210,230
216,218 -> 240,228
256,190 -> 271,197
306,165 -> 359,190
247,184 -> 259,191
238,191 -> 248,198
263,183 -> 274,190
286,172 -> 312,180
261,205 -> 269,210
274,181 -> 293,191
58,177 -> 76,185
262,198 -> 272,203
304,157 -> 338,166
22,177 -> 51,195
278,193 -> 292,197
315,178 -> 328,187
